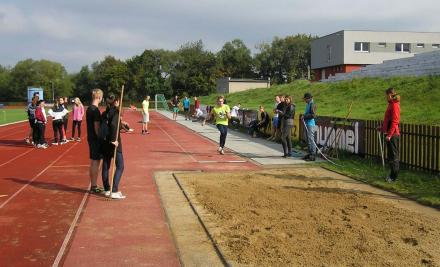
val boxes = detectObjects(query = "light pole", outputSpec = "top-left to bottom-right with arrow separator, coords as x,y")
51,81 -> 55,103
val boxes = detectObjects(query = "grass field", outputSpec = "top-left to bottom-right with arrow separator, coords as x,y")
200,76 -> 440,125
0,109 -> 27,125
320,155 -> 440,208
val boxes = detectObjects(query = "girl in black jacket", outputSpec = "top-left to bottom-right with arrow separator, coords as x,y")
101,94 -> 126,199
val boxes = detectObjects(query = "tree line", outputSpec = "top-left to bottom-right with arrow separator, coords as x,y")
0,34 -> 315,103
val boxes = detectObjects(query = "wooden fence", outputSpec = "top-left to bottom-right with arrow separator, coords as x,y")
365,120 -> 440,173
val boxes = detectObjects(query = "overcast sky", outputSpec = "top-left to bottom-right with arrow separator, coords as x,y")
1,0 -> 440,73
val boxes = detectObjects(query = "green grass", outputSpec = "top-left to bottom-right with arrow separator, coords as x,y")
0,109 -> 27,125
320,155 -> 440,208
200,76 -> 440,125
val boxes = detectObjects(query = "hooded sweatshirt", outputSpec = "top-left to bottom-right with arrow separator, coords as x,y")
382,95 -> 400,138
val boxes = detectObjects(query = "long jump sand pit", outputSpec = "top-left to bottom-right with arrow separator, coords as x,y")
176,167 -> 440,266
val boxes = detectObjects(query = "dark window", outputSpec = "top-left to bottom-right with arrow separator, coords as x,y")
354,42 -> 369,52
395,43 -> 410,53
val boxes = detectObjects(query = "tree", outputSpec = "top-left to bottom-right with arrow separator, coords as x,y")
170,40 -> 219,97
8,59 -> 71,101
92,56 -> 128,97
254,34 -> 316,84
217,39 -> 254,78
71,66 -> 95,103
0,65 -> 12,101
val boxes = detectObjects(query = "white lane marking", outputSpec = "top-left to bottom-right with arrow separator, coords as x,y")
0,148 -> 34,168
52,184 -> 90,267
0,142 -> 79,209
198,160 -> 247,163
155,120 -> 198,163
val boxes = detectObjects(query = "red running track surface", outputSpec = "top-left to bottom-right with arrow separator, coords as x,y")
0,110 -> 259,266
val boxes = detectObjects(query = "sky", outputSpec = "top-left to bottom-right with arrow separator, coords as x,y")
1,0 -> 440,73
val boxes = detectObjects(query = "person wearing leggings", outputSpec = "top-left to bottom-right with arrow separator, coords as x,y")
71,97 -> 84,141
277,95 -> 295,157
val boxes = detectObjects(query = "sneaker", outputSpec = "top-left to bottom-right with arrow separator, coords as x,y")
90,186 -> 104,194
217,147 -> 222,152
25,138 -> 30,144
111,191 -> 126,199
103,190 -> 111,197
128,128 -> 134,132
69,137 -> 75,141
60,140 -> 67,145
76,137 -> 81,142
52,142 -> 59,146
220,149 -> 225,155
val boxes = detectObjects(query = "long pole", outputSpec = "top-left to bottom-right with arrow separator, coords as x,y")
108,85 -> 125,197
378,131 -> 385,169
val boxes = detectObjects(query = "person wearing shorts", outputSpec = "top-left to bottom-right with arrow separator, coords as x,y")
141,96 -> 150,134
86,88 -> 104,193
183,96 -> 190,120
171,95 -> 179,121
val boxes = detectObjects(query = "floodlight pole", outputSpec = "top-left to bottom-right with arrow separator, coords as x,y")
51,81 -> 55,103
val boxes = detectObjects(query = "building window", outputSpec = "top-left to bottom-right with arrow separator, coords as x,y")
327,45 -> 332,62
354,42 -> 370,52
417,43 -> 425,48
395,43 -> 410,53
433,44 -> 440,48
378,42 -> 386,47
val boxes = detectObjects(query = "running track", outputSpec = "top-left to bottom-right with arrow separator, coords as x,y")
0,110 -> 259,266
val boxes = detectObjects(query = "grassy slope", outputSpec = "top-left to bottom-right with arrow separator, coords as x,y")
200,76 -> 440,125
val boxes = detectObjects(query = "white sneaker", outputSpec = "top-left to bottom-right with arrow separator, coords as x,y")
111,191 -> 126,199
217,147 -> 222,152
220,149 -> 225,155
103,190 -> 111,197
60,140 -> 67,145
52,142 -> 59,146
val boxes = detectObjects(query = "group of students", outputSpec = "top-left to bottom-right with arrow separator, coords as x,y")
86,89 -> 126,199
171,95 -> 200,121
25,94 -> 84,149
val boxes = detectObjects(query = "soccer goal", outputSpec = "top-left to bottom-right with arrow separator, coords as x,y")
154,94 -> 169,111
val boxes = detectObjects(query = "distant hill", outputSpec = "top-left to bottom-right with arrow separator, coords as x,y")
200,76 -> 440,126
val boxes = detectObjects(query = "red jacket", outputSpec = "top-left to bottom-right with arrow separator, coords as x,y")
35,107 -> 46,123
382,98 -> 400,138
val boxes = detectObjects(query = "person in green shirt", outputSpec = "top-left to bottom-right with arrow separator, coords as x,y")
204,95 -> 231,155
141,95 -> 150,135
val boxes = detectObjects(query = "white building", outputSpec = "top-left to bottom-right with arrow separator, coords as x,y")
311,30 -> 440,80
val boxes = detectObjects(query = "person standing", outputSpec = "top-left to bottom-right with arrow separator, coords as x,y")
302,93 -> 317,161
278,96 -> 295,157
275,95 -> 286,141
101,95 -> 126,199
141,96 -> 150,135
183,96 -> 190,120
86,89 -> 104,193
61,97 -> 69,138
267,95 -> 281,141
71,97 -> 85,141
204,95 -> 231,155
35,100 -> 48,149
171,95 -> 180,121
381,87 -> 401,182
193,96 -> 201,118
48,98 -> 68,145
25,94 -> 39,145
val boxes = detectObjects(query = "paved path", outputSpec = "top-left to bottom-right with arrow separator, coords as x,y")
156,110 -> 310,166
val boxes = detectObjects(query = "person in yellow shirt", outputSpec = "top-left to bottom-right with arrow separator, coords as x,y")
141,96 -> 150,135
204,95 -> 231,155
